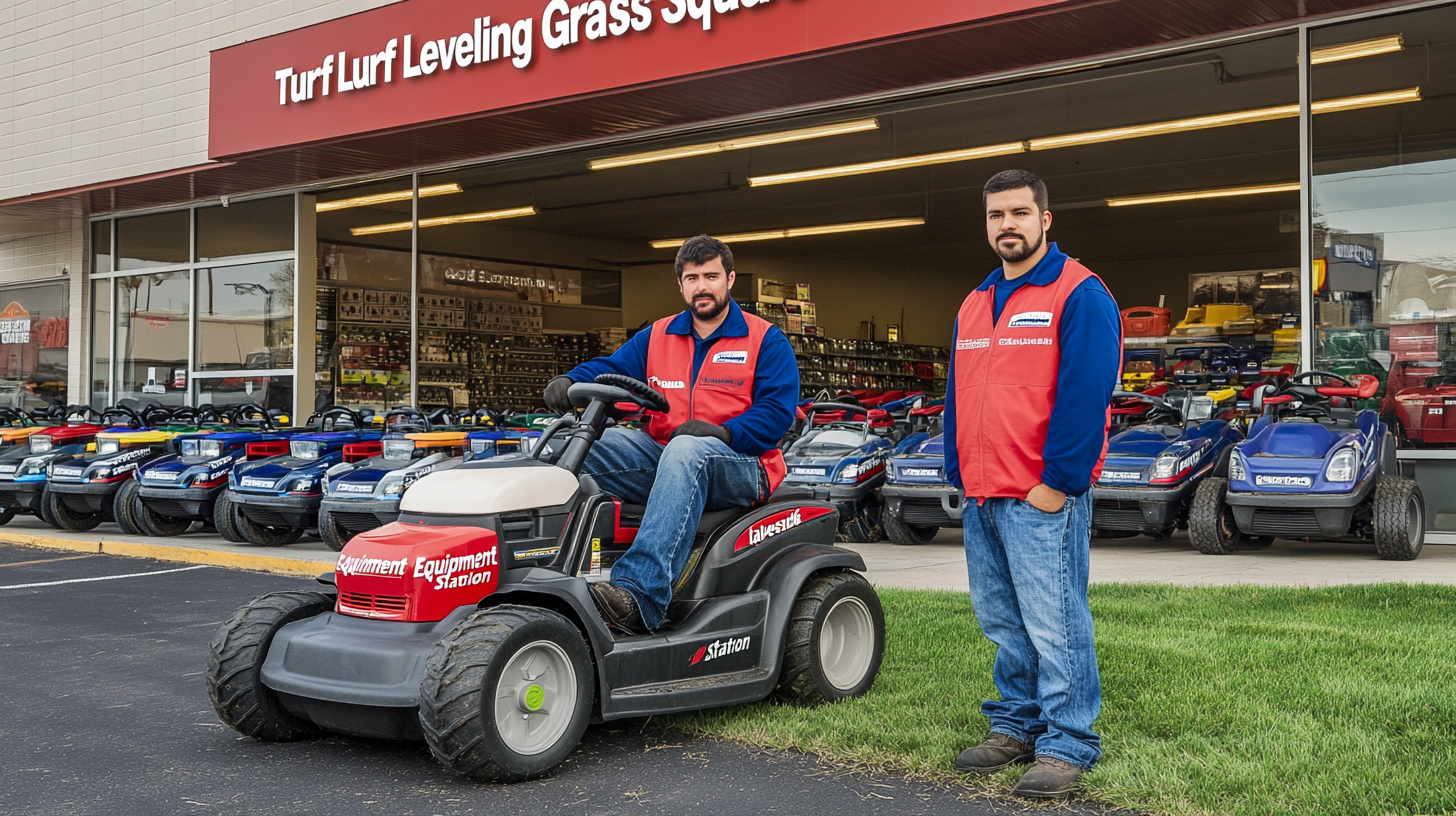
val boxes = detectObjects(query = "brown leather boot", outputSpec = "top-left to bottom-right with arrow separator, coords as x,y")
954,733 -> 1035,774
588,581 -> 647,634
1012,755 -> 1085,799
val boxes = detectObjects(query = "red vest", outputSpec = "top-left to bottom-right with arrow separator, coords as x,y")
952,259 -> 1116,499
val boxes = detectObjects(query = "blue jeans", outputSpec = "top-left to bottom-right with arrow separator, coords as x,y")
963,495 -> 1102,769
582,428 -> 762,629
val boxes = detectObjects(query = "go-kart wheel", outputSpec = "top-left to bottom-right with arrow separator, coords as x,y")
38,485 -> 60,529
113,480 -> 147,536
0,506 -> 16,526
46,489 -> 102,532
775,572 -> 885,705
234,509 -> 304,547
317,508 -> 352,552
838,499 -> 882,544
883,512 -> 937,545
136,496 -> 192,537
1187,477 -> 1245,555
1373,476 -> 1424,561
212,491 -> 247,543
419,606 -> 594,783
206,590 -> 333,741
1242,535 -> 1274,549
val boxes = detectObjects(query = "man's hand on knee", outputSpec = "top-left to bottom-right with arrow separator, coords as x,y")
670,420 -> 731,445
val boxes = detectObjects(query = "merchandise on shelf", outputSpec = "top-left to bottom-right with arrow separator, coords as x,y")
789,335 -> 947,397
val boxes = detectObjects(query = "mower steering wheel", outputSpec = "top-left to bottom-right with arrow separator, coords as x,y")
591,374 -> 671,414
317,405 -> 365,431
1291,370 -> 1355,388
103,405 -> 144,428
65,404 -> 100,424
229,403 -> 274,430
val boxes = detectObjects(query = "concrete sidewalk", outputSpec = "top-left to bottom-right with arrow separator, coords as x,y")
3,514 -> 1454,588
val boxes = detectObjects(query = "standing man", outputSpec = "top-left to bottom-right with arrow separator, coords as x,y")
944,170 -> 1121,798
542,235 -> 798,634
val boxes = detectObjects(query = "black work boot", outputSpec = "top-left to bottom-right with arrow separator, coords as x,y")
588,582 -> 647,635
1013,756 -> 1085,799
954,733 -> 1035,774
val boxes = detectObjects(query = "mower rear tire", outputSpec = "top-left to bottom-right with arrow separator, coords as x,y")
419,606 -> 594,783
317,508 -> 351,552
1373,476 -> 1424,561
47,490 -> 102,532
113,480 -> 146,536
838,499 -> 882,544
1187,477 -> 1245,555
136,497 -> 192,537
212,491 -> 247,543
776,572 -> 885,705
234,509 -> 304,547
883,512 -> 937,545
206,590 -> 333,741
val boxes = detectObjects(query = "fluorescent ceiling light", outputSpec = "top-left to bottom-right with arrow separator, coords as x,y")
746,88 -> 1420,187
748,143 -> 1025,187
1311,35 -> 1403,65
1105,182 -> 1300,207
317,183 -> 462,212
650,217 -> 925,249
350,206 -> 537,236
590,119 -> 880,171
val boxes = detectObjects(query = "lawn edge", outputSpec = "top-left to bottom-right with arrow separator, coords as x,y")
0,530 -> 330,577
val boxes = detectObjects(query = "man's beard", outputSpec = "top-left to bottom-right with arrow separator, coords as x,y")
993,230 -> 1045,263
690,292 -> 729,320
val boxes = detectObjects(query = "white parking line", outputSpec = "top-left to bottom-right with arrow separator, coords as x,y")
0,564 -> 210,590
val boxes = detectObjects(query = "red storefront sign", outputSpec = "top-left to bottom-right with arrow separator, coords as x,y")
209,0 -> 1063,159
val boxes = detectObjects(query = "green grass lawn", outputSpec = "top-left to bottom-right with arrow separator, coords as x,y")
670,583 -> 1456,816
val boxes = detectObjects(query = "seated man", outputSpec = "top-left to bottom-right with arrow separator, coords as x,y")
543,235 -> 798,633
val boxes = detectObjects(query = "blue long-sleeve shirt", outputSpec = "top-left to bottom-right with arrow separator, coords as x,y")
564,300 -> 799,456
943,243 -> 1122,497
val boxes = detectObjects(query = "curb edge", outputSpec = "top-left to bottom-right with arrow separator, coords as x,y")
0,531 -> 331,578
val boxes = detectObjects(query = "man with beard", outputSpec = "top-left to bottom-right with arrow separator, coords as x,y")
944,170 -> 1121,798
543,234 -> 798,633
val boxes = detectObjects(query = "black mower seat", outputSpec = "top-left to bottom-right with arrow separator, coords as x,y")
618,486 -> 811,538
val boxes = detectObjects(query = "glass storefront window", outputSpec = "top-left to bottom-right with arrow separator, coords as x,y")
0,283 -> 70,414
1311,6 -> 1456,448
92,220 -> 113,275
115,271 -> 191,407
90,280 -> 111,410
315,178 -> 414,413
194,374 -> 294,417
196,196 -> 294,261
195,261 -> 295,371
117,210 -> 190,270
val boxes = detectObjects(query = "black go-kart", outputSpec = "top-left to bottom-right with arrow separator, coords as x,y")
206,374 -> 886,782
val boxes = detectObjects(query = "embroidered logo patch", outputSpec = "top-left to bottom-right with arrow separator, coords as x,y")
957,338 -> 990,350
712,350 -> 748,364
1008,311 -> 1053,328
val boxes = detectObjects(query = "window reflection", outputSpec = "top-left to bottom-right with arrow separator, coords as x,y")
116,272 -> 190,407
196,261 -> 295,371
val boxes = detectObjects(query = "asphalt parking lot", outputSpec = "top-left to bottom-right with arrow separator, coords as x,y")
0,543 -> 1131,816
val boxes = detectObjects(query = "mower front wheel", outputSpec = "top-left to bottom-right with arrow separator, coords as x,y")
1187,477 -> 1245,555
212,491 -> 247,543
46,490 -> 103,532
776,572 -> 885,705
206,590 -> 333,741
317,508 -> 352,552
234,508 -> 304,547
419,606 -> 594,783
1373,476 -> 1424,561
883,512 -> 937,545
137,498 -> 192,537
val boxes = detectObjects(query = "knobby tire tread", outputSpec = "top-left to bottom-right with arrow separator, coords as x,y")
206,590 -> 333,741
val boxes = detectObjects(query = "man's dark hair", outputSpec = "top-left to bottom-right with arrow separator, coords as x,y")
675,235 -> 734,277
982,169 -> 1049,212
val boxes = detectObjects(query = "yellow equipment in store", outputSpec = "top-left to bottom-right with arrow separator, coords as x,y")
1171,304 -> 1255,337
1121,360 -> 1160,392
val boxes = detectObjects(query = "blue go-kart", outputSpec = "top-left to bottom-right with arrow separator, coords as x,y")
781,402 -> 895,543
133,404 -> 295,538
879,432 -> 963,545
225,406 -> 383,547
1091,390 -> 1244,539
1187,371 -> 1423,560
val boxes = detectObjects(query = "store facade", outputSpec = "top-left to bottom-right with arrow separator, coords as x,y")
4,0 -> 1456,533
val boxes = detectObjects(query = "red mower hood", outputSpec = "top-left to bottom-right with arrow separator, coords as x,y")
334,522 -> 500,622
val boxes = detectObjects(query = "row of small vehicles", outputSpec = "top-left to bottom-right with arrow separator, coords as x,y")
787,364 -> 1425,561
